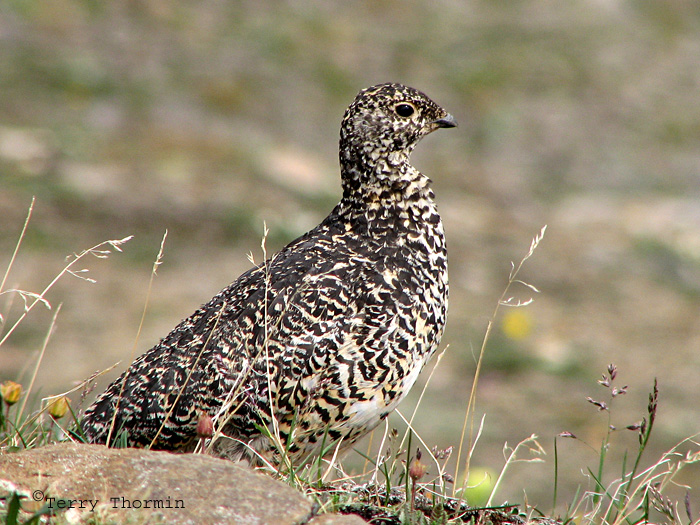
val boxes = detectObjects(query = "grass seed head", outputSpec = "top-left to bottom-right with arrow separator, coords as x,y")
611,385 -> 627,397
648,378 -> 658,426
586,397 -> 608,411
626,421 -> 642,431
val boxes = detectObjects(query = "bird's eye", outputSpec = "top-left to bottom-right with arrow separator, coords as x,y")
395,103 -> 415,118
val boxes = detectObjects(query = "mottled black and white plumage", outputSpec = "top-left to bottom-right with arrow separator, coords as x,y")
81,83 -> 456,463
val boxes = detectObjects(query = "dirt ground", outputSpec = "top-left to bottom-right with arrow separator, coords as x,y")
2,0 -> 699,512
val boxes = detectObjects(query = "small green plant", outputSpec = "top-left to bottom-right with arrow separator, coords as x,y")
0,491 -> 66,525
554,366 -> 700,525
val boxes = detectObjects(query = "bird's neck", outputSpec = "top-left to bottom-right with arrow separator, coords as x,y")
335,143 -> 439,237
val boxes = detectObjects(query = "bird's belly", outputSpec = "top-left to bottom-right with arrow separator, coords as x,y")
345,356 -> 423,431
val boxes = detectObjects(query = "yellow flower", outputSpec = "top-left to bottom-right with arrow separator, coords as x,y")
1,381 -> 22,406
501,309 -> 533,341
48,396 -> 70,419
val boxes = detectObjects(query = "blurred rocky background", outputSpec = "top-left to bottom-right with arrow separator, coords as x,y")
1,0 -> 699,512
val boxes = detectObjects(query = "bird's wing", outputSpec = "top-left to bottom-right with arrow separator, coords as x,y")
241,242 -> 429,457
81,230 -> 425,452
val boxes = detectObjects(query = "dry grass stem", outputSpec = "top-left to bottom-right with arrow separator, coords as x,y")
453,225 -> 546,500
0,197 -> 35,296
0,235 -> 133,348
486,434 -> 545,507
108,230 -> 168,447
149,299 -> 226,449
15,304 -> 61,423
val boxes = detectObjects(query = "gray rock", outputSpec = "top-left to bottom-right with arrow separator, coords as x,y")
308,514 -> 368,525
0,443 -> 366,524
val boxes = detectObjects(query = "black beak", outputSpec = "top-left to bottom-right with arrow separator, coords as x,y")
433,113 -> 458,128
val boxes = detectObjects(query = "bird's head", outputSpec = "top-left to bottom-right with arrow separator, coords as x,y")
340,83 -> 457,164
